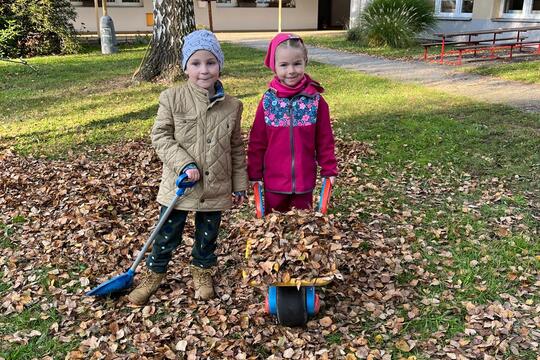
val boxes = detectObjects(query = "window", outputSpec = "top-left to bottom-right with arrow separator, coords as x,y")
461,0 -> 474,12
435,0 -> 474,17
504,0 -> 525,13
216,0 -> 295,8
501,0 -> 540,17
107,0 -> 142,6
71,0 -> 141,6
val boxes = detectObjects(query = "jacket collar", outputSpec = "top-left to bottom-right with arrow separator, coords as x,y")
268,74 -> 324,98
210,80 -> 225,102
187,80 -> 225,106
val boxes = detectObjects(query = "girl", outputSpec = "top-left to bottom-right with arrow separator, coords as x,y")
128,30 -> 248,305
247,33 -> 338,213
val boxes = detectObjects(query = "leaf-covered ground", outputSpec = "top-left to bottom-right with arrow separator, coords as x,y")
1,135 -> 539,359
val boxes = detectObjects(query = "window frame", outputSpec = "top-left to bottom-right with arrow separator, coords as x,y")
434,0 -> 474,19
216,0 -> 238,7
215,0 -> 295,8
500,0 -> 540,18
106,0 -> 143,7
70,0 -> 142,6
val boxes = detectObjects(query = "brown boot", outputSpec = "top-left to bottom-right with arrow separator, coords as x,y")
190,265 -> 215,300
127,271 -> 165,305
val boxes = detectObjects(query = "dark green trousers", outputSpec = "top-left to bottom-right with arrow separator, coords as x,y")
146,206 -> 222,273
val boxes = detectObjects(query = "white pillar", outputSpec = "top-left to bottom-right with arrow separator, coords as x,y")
349,0 -> 370,28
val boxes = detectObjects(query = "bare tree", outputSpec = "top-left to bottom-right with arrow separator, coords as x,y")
133,0 -> 196,82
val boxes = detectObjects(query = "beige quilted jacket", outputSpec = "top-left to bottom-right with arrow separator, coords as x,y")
151,81 -> 248,211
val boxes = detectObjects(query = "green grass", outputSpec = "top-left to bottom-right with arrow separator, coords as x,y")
2,43 -> 539,177
0,219 -> 79,359
325,332 -> 342,344
0,224 -> 76,359
465,59 -> 540,84
0,45 -> 164,156
303,33 -> 425,59
0,305 -> 77,360
1,42 -> 539,356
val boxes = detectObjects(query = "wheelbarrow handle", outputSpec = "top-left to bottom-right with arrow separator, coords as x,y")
129,173 -> 196,272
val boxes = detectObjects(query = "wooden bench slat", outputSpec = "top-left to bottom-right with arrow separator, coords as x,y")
456,40 -> 539,50
477,36 -> 527,43
421,41 -> 478,47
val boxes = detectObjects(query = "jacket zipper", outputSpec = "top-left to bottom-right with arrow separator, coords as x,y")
288,99 -> 296,193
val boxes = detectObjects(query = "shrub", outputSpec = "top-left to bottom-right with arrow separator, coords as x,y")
0,0 -> 80,58
346,25 -> 364,43
348,0 -> 436,48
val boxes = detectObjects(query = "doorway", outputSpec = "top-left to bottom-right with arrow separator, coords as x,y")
318,0 -> 351,30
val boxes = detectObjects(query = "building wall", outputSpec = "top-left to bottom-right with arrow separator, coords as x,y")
72,0 -> 154,33
429,0 -> 540,41
72,0 -> 317,32
194,0 -> 317,31
348,0 -> 540,40
472,0 -> 496,19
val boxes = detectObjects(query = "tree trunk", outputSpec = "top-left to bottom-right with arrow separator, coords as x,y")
132,0 -> 196,82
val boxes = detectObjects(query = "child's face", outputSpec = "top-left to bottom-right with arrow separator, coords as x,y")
185,50 -> 220,92
274,46 -> 306,87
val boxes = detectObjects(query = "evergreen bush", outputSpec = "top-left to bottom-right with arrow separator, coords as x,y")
0,0 -> 80,58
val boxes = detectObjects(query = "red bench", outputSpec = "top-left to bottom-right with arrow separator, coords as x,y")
427,26 -> 540,65
454,39 -> 540,64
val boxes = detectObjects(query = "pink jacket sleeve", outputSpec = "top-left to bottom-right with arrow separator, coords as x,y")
247,100 -> 267,181
316,96 -> 338,177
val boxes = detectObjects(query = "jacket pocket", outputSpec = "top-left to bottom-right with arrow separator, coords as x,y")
173,114 -> 197,146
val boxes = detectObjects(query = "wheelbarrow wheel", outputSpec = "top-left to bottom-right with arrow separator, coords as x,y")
276,286 -> 308,327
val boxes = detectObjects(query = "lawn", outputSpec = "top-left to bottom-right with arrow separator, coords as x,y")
303,33 -> 540,84
302,33 -> 426,60
464,59 -> 540,84
1,43 -> 539,359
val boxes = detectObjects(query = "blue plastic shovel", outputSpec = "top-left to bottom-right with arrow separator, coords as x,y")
86,173 -> 195,297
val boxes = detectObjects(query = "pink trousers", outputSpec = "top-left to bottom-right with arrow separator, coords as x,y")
264,191 -> 313,213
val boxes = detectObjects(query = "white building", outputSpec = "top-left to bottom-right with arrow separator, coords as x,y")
71,0 -> 351,33
71,0 -> 540,38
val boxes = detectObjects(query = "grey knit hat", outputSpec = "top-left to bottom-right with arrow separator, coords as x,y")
181,30 -> 224,70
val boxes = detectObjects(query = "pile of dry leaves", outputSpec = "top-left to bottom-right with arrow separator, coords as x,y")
238,210 -> 345,286
1,136 -> 539,359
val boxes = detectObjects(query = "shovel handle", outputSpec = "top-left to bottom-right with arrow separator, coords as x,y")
129,193 -> 180,272
130,174 -> 195,272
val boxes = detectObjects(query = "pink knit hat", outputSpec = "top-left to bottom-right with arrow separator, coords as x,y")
264,33 -> 304,72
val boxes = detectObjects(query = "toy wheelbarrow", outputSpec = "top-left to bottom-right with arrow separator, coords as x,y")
248,178 -> 334,326
86,173 -> 195,297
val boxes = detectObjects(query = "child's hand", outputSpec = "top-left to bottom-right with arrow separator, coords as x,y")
233,191 -> 246,206
185,168 -> 200,181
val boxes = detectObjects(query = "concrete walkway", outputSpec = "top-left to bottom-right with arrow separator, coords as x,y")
219,33 -> 540,113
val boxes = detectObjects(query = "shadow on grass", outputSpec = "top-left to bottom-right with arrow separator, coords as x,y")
335,101 -> 540,179
0,48 -> 146,119
2,104 -> 157,147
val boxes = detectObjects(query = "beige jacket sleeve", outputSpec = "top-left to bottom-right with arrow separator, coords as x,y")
151,90 -> 196,175
231,102 -> 248,193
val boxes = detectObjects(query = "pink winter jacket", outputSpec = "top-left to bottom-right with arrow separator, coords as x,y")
247,75 -> 338,194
